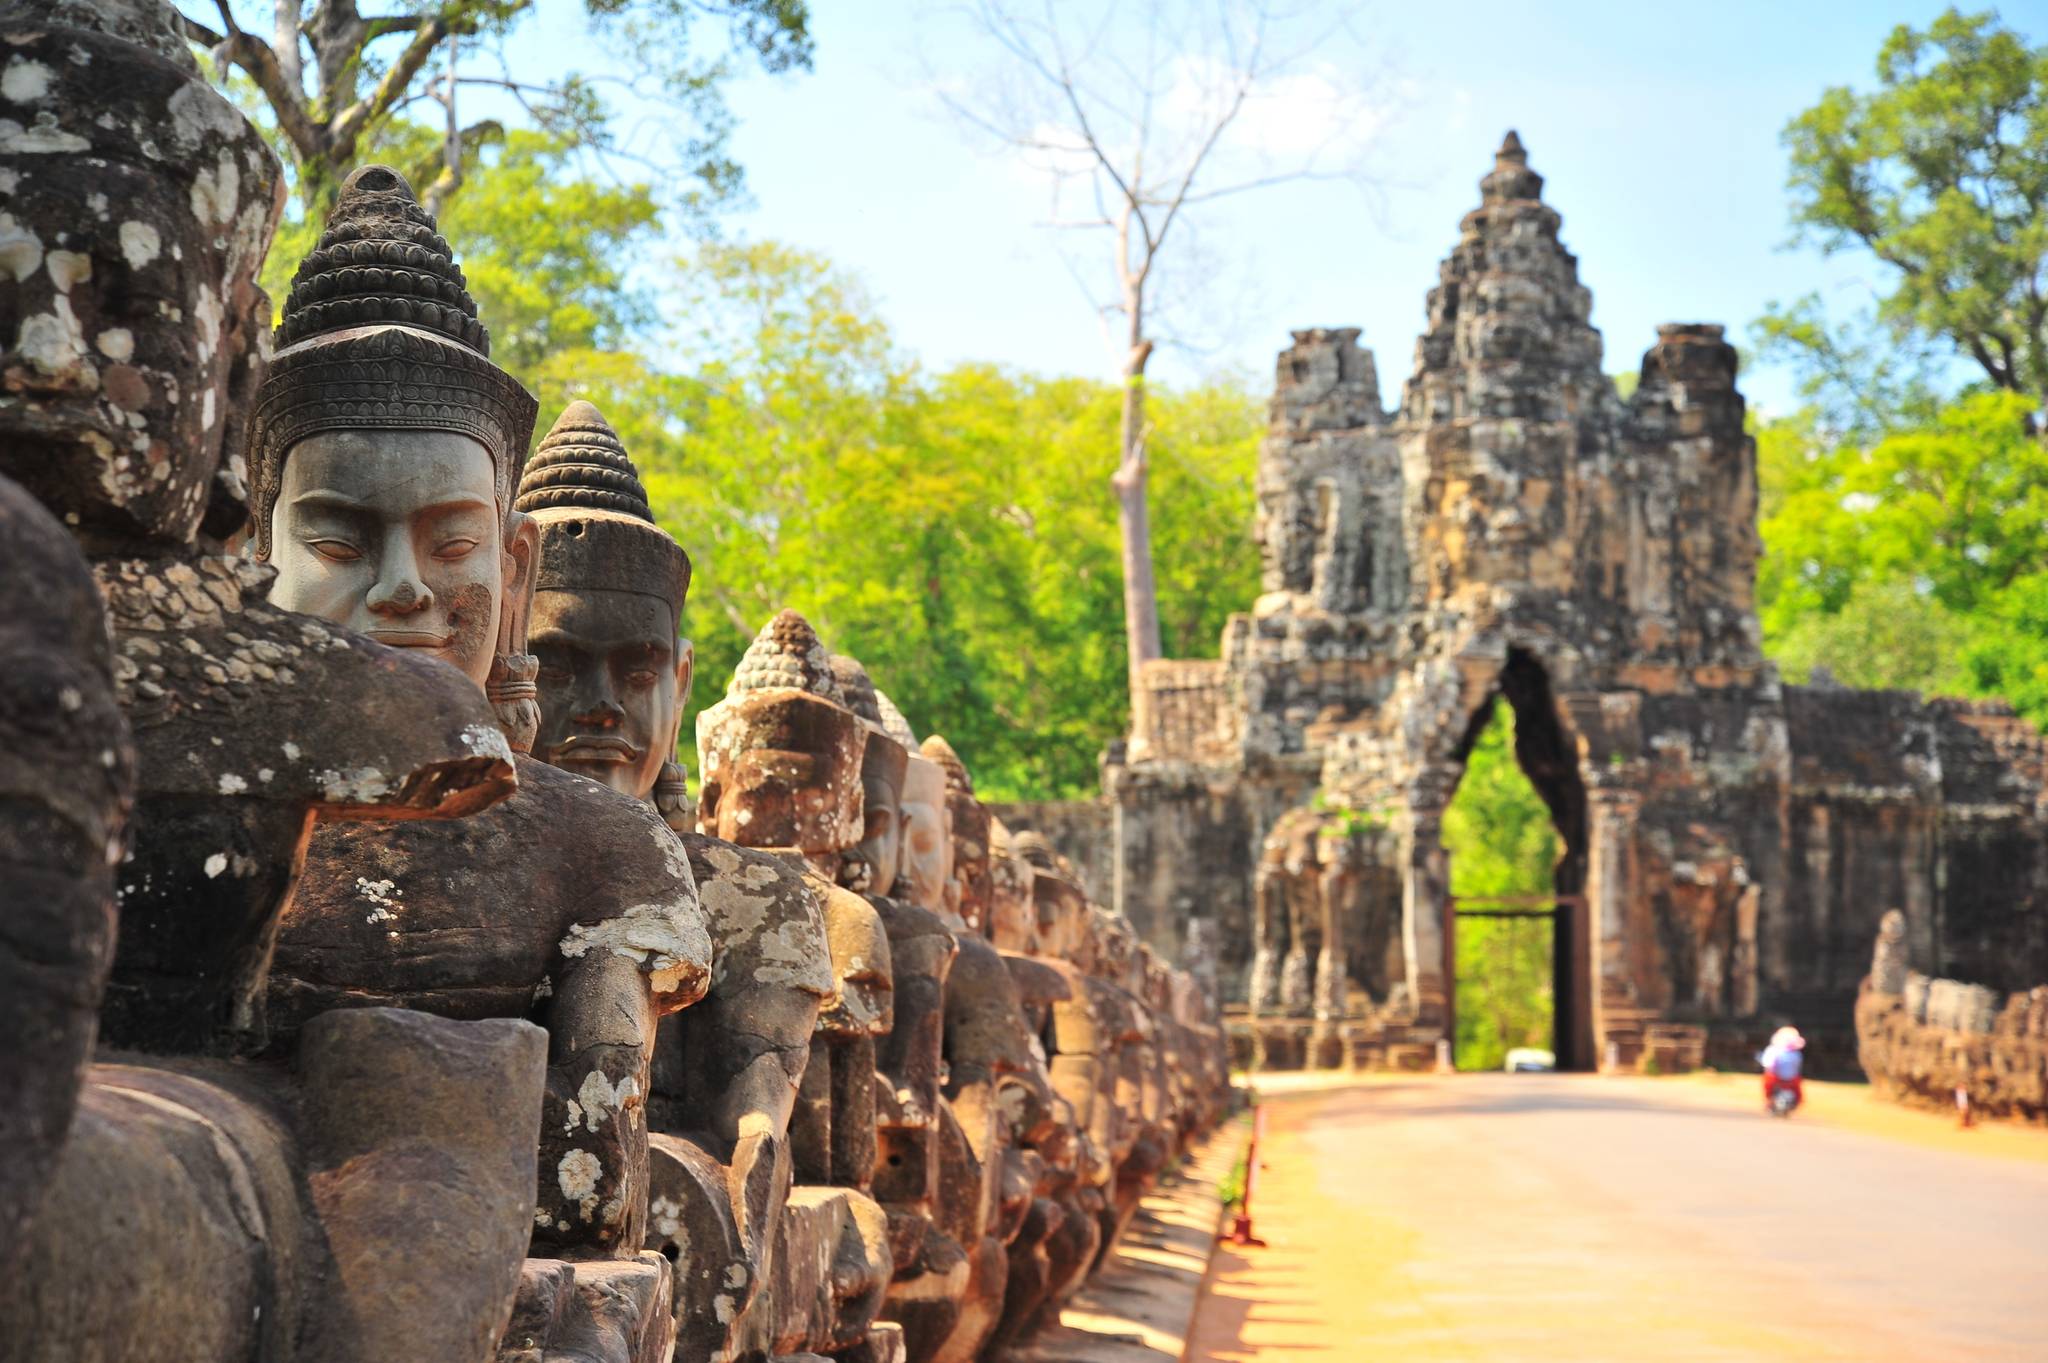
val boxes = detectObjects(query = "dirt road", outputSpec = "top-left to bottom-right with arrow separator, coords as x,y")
1188,1073 -> 2048,1362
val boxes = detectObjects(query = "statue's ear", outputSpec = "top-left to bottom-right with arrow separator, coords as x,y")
675,636 -> 696,715
499,507 -> 540,656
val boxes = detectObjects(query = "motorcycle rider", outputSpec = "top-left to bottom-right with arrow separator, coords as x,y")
1758,1025 -> 1805,1112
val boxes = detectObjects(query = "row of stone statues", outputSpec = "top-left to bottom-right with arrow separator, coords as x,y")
1857,910 -> 2048,1121
0,2 -> 1227,1359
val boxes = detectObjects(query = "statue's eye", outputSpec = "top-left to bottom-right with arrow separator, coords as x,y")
308,539 -> 362,563
624,669 -> 659,690
536,663 -> 571,685
434,536 -> 480,561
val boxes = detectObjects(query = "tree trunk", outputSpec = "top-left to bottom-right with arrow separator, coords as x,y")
1113,327 -> 1162,734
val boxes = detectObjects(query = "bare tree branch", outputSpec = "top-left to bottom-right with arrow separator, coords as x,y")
934,0 -> 1380,693
210,0 -> 327,161
329,14 -> 450,157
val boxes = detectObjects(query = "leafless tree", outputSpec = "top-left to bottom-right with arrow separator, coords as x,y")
937,0 -> 1378,721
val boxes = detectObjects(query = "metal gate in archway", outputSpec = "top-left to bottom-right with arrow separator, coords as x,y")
1446,893 -> 1590,1070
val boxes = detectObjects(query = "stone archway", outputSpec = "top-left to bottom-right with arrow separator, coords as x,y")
1406,648 -> 1596,1071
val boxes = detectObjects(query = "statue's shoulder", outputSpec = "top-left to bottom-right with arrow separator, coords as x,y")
1000,954 -> 1072,1009
677,832 -> 832,998
868,894 -> 954,943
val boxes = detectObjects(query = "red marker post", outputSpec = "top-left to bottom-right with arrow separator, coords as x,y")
1225,1103 -> 1268,1248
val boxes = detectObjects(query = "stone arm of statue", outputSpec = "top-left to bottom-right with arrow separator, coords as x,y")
532,949 -> 660,1257
682,839 -> 833,1200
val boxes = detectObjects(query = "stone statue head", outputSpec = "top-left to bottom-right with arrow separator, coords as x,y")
696,610 -> 867,854
844,728 -> 908,899
248,166 -> 540,699
923,735 -> 993,930
0,0 -> 283,548
897,752 -> 952,913
985,821 -> 1038,953
517,403 -> 693,804
830,655 -> 908,898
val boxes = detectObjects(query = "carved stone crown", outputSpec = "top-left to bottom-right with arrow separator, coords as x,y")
830,655 -> 882,726
248,165 -> 537,558
921,734 -> 973,796
873,688 -> 917,749
521,402 -> 689,612
280,164 -> 487,355
732,609 -> 843,702
518,400 -> 654,521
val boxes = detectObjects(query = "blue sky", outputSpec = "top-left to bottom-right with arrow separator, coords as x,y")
498,0 -> 2048,417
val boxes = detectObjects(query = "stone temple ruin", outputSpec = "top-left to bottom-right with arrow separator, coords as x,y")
1018,132 -> 2048,1075
0,3 -> 1225,1358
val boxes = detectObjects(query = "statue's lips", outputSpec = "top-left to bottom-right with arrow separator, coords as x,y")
554,735 -> 639,764
364,628 -> 454,649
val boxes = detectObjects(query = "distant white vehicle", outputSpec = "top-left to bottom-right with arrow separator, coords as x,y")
1504,1047 -> 1556,1073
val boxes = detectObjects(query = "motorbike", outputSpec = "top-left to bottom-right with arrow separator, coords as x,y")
1766,1076 -> 1802,1117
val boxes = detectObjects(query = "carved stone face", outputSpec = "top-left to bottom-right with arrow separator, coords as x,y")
268,429 -> 531,690
696,689 -> 867,855
850,772 -> 902,898
897,755 -> 951,912
530,587 -> 688,801
985,840 -> 1037,953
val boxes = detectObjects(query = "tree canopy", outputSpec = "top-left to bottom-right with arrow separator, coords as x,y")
1759,7 -> 2048,431
1443,706 -> 1559,1072
183,0 -> 809,217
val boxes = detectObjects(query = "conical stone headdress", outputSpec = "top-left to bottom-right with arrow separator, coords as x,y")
518,401 -> 690,615
248,165 -> 538,557
921,734 -> 973,796
731,609 -> 845,702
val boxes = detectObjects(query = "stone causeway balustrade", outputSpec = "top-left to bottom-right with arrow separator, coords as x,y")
0,3 -> 1229,1357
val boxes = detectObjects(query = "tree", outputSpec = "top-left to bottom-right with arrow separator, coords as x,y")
179,0 -> 810,216
1754,392 -> 2048,712
1443,705 -> 1559,1072
1762,8 -> 2048,431
592,241 -> 1261,798
937,1 -> 1376,718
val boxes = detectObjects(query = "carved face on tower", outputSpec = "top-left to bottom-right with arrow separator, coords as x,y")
0,3 -> 282,546
248,166 -> 539,693
518,403 -> 693,801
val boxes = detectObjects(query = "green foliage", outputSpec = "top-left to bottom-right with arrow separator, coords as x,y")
1218,1150 -> 1248,1211
1443,705 -> 1559,1073
193,0 -> 811,220
1759,7 -> 2048,427
1755,391 -> 2048,712
556,242 -> 1261,799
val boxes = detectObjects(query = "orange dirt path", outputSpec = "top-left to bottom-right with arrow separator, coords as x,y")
1187,1073 -> 2048,1362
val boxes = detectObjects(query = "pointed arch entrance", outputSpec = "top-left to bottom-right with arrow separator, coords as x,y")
1408,647 -> 1596,1070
